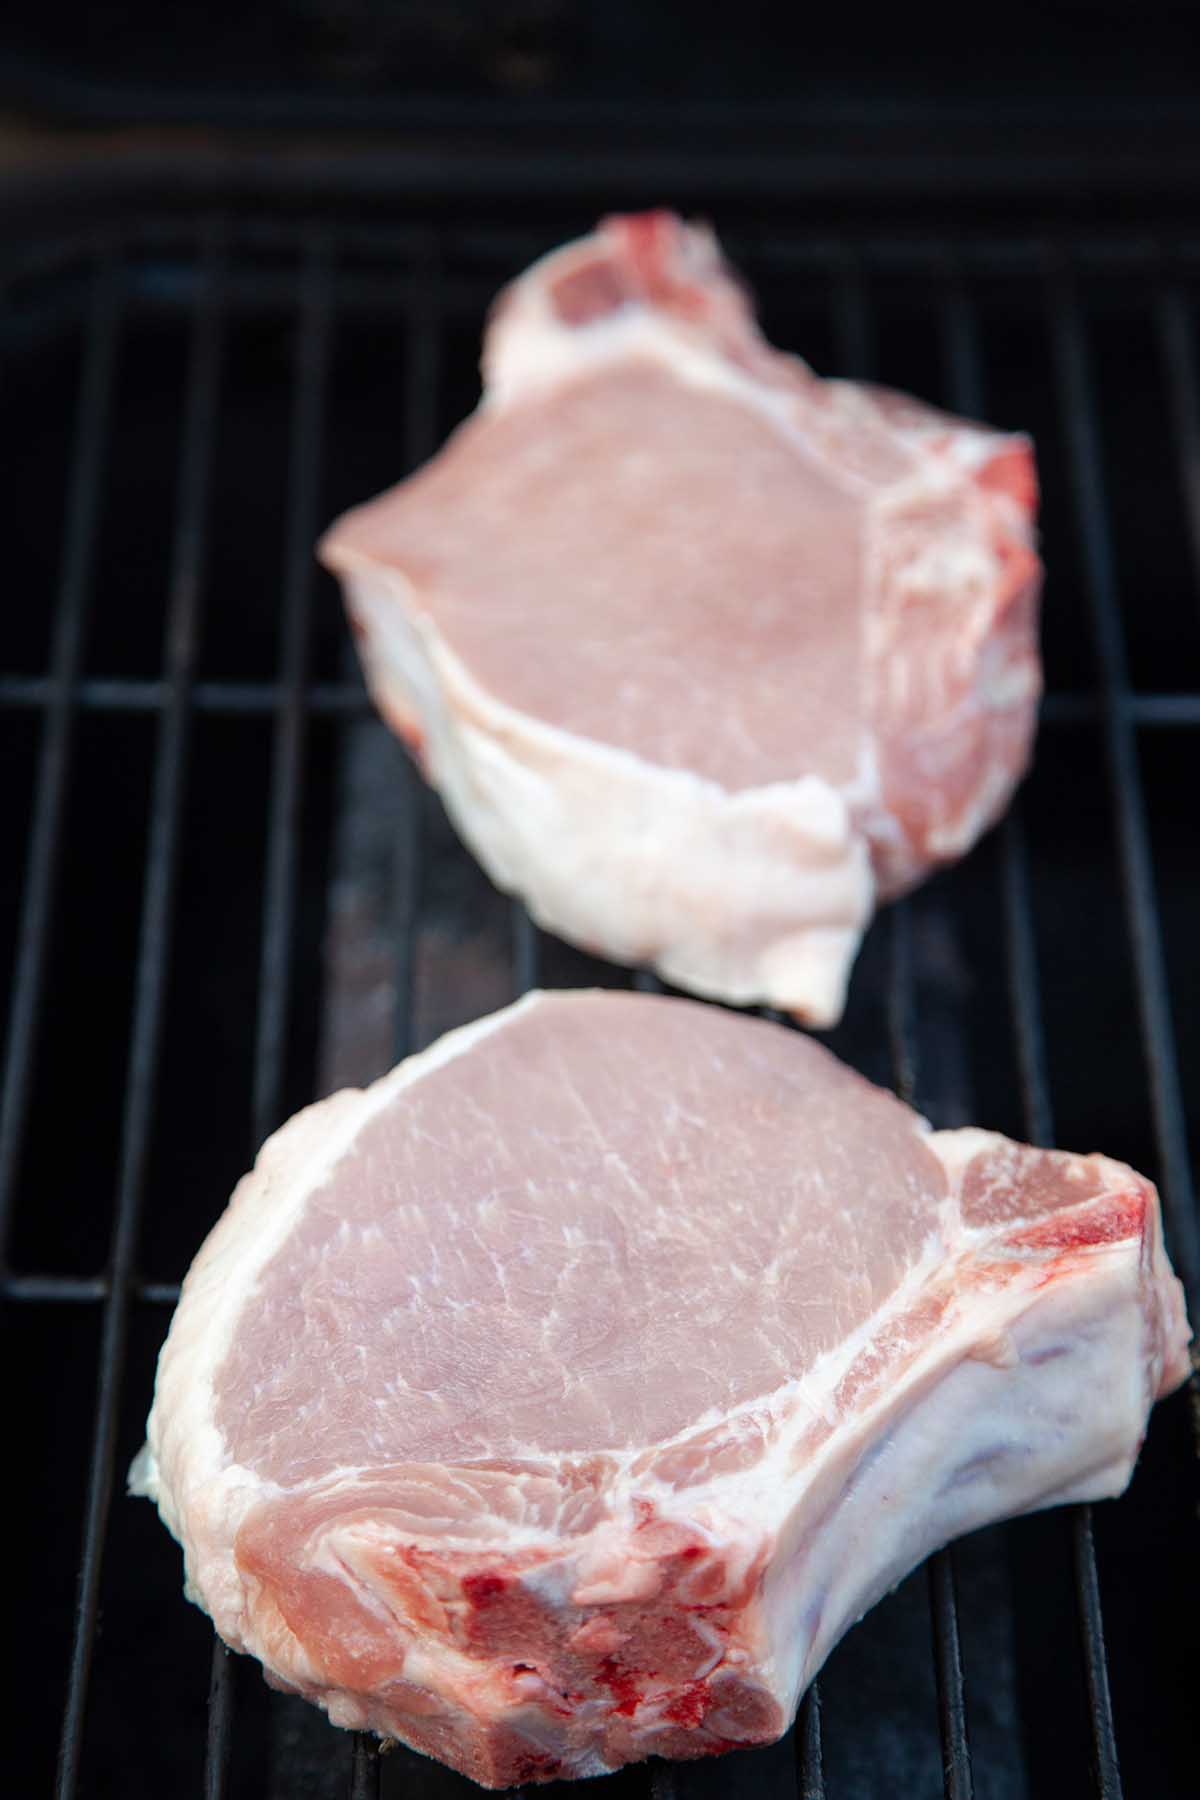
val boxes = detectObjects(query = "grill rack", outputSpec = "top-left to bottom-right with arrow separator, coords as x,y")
1,205 -> 1197,1800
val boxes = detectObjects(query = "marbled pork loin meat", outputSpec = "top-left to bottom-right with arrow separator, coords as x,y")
320,213 -> 1043,1025
133,991 -> 1188,1788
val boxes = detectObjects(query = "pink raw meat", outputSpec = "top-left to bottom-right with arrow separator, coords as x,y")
320,214 -> 1043,1024
133,990 -> 1188,1788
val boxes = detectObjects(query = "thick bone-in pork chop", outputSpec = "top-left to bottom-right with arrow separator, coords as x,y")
320,213 -> 1043,1025
134,991 -> 1188,1788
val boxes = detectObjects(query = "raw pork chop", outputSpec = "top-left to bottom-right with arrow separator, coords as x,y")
320,213 -> 1043,1025
134,991 -> 1188,1789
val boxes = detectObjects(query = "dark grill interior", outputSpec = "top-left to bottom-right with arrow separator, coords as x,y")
3,201 -> 1199,1800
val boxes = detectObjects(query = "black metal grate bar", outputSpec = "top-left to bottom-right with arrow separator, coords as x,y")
5,1272 -> 109,1301
390,239 -> 443,1067
892,895 -> 976,1800
55,234 -> 225,1798
512,904 -> 541,996
1000,794 -> 1124,1800
1000,812 -> 1054,1151
0,675 -> 372,712
4,671 -> 1199,729
204,233 -> 335,1799
1050,266 -> 1200,1301
204,1644 -> 236,1800
842,258 -> 976,1800
349,1730 -> 380,1800
794,1684 -> 825,1799
1,1273 -> 180,1303
886,903 -> 917,1111
1071,1507 -> 1125,1800
351,231 -> 448,1794
390,748 -> 422,1067
941,272 -> 1125,1799
927,1551 -> 974,1800
252,236 -> 334,1150
11,218 -> 1200,294
0,261 -> 120,1264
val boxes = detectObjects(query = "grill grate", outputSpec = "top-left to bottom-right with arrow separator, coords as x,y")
1,206 -> 1197,1800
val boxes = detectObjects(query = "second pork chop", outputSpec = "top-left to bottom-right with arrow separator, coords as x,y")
321,213 -> 1043,1024
134,991 -> 1188,1787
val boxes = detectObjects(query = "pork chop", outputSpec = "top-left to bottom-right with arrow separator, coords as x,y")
134,990 -> 1188,1788
320,213 -> 1043,1025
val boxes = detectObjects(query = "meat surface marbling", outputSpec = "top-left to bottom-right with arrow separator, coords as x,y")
320,212 -> 1043,1024
133,991 -> 1189,1788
